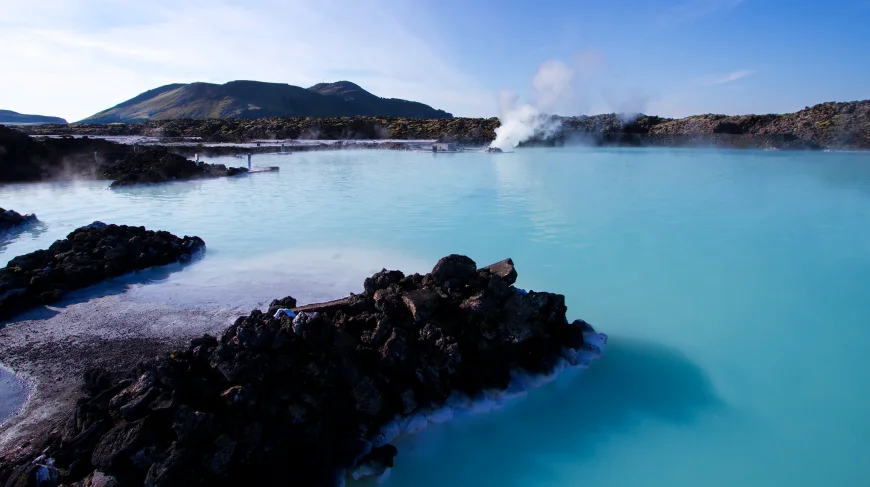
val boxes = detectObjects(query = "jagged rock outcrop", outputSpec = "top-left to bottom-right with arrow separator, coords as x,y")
0,125 -> 125,182
100,151 -> 248,188
647,100 -> 870,149
0,125 -> 248,185
0,208 -> 38,233
532,101 -> 870,149
0,256 -> 605,486
0,222 -> 205,321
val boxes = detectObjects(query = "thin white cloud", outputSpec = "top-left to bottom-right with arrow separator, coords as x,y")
700,69 -> 755,86
532,60 -> 575,113
0,0 -> 493,121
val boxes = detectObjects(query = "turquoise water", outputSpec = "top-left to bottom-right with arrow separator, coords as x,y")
2,148 -> 870,486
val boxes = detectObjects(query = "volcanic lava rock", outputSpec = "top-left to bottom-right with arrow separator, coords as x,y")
0,222 -> 205,321
0,255 -> 596,487
430,253 -> 477,285
0,125 -> 252,185
401,288 -> 439,322
0,125 -> 131,182
0,208 -> 38,233
267,296 -> 297,316
17,117 -> 503,147
101,150 -> 247,188
481,258 -> 518,285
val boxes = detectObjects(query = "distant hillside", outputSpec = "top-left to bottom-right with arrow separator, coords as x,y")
0,110 -> 67,125
81,80 -> 452,123
20,99 -> 870,150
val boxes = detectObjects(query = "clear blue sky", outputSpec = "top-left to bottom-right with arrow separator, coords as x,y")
1,0 -> 868,121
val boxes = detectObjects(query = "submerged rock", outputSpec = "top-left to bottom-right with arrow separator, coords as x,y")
0,255 -> 603,486
0,208 -> 38,233
0,223 -> 205,321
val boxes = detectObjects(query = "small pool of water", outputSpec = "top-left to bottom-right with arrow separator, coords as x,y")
2,147 -> 870,486
0,368 -> 28,426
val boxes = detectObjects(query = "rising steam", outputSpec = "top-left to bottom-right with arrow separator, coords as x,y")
490,51 -> 648,150
490,60 -> 575,150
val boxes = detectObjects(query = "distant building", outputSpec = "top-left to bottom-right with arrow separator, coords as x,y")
432,142 -> 457,152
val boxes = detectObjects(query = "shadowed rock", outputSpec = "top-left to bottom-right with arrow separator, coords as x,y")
0,125 -> 248,185
481,258 -> 517,285
0,255 -> 596,487
101,151 -> 248,188
0,208 -> 37,234
0,222 -> 205,321
401,289 -> 439,322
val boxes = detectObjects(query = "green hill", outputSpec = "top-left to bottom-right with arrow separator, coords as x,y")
81,80 -> 452,123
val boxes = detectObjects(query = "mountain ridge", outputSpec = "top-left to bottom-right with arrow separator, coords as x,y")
80,80 -> 452,123
0,110 -> 67,125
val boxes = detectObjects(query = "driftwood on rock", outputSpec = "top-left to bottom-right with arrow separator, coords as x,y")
0,255 -> 603,487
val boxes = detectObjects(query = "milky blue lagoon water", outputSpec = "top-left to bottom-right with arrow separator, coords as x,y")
2,148 -> 870,486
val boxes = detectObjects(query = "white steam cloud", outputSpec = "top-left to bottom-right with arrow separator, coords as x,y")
491,60 -> 575,150
490,94 -> 560,150
490,50 -> 651,150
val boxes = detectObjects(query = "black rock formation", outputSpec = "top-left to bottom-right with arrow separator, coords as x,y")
100,151 -> 248,188
0,256 -> 601,486
0,208 -> 38,233
0,125 -> 248,185
0,125 -> 124,182
0,222 -> 205,321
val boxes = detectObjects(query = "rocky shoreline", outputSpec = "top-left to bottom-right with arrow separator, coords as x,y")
525,132 -> 823,150
156,140 -> 420,160
0,125 -> 249,186
0,255 -> 606,486
13,117 -> 500,146
100,151 -> 248,188
0,222 -> 205,322
0,125 -> 123,182
12,99 -> 870,150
